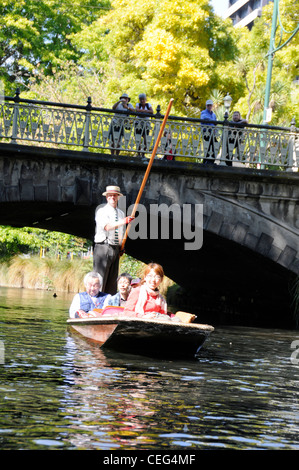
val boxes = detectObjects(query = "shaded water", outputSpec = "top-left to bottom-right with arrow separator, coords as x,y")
0,286 -> 299,450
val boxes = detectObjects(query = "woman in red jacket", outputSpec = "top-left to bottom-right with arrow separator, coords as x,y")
123,263 -> 167,318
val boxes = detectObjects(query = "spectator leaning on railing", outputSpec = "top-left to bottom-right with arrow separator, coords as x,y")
200,99 -> 217,165
109,93 -> 134,156
135,93 -> 153,158
224,111 -> 248,166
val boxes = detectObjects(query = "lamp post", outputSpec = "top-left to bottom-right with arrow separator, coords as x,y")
262,0 -> 298,126
222,93 -> 232,165
263,0 -> 279,124
223,93 -> 233,119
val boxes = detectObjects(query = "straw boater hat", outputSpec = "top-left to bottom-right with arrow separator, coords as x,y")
102,185 -> 123,197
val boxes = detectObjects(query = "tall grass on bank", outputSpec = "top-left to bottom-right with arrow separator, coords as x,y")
0,254 -> 175,296
0,256 -> 93,292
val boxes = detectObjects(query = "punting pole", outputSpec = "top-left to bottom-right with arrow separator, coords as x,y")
120,98 -> 174,254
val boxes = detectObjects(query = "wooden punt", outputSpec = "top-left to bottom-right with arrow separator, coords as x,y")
67,313 -> 214,358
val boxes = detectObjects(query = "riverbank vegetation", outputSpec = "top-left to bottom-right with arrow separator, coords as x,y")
0,224 -> 174,294
0,252 -> 174,296
0,226 -> 92,259
0,225 -> 143,291
0,254 -> 127,293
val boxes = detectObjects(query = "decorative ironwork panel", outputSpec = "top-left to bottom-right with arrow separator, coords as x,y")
0,104 -> 14,139
0,100 -> 297,171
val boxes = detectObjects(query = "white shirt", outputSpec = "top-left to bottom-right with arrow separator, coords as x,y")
94,203 -> 125,245
112,102 -> 134,125
115,102 -> 134,112
136,102 -> 152,120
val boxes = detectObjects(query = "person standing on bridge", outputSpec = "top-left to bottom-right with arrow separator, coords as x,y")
93,185 -> 134,295
224,111 -> 248,166
110,93 -> 134,156
201,99 -> 217,165
135,93 -> 153,158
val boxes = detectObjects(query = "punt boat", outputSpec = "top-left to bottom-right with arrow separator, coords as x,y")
67,307 -> 214,359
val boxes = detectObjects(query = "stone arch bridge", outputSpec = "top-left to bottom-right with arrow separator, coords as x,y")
0,142 -> 298,327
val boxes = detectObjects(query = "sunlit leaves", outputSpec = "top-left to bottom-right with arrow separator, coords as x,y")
0,226 -> 91,257
0,0 -> 110,94
2,0 -> 297,125
71,0 -> 237,114
232,0 -> 299,125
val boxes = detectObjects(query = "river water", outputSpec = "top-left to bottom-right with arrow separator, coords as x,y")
0,286 -> 299,451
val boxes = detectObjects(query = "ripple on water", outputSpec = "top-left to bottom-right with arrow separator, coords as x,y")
1,288 -> 299,450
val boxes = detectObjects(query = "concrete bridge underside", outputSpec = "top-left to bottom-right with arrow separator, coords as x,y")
0,143 -> 298,328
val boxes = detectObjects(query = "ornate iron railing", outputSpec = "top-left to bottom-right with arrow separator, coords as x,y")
0,91 -> 298,171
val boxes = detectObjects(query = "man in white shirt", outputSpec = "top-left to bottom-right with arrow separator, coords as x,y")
93,185 -> 134,295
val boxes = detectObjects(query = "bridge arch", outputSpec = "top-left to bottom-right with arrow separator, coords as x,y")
0,142 -> 298,327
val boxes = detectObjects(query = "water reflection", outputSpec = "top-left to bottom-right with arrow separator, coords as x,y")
0,287 -> 299,450
64,333 -> 185,449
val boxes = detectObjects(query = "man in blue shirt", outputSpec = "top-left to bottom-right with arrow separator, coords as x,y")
201,100 -> 217,164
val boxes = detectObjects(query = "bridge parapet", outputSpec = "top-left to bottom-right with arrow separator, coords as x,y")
1,92 -> 298,171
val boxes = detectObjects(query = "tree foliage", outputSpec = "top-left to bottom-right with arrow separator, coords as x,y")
0,226 -> 91,258
9,0 -> 297,125
230,0 -> 299,125
71,0 -> 238,114
0,0 -> 110,95
24,61 -> 106,106
1,0 -> 298,121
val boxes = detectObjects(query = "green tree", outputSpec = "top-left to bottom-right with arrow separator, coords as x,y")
0,226 -> 91,258
71,0 -> 239,115
24,61 -> 106,106
0,0 -> 110,95
231,0 -> 299,125
0,226 -> 39,256
4,0 -> 297,125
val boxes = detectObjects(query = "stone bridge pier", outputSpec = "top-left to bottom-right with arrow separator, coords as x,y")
0,143 -> 298,328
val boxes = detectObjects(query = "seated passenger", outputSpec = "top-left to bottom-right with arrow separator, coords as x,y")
130,278 -> 141,288
105,272 -> 132,307
69,271 -> 110,318
123,263 -> 167,318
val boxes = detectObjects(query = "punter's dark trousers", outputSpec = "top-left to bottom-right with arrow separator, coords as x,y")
93,243 -> 120,295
